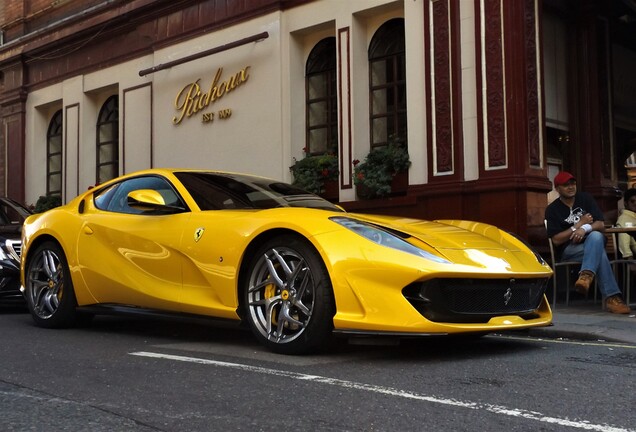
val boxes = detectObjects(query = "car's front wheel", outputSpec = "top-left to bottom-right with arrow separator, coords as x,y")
244,235 -> 335,354
24,241 -> 79,328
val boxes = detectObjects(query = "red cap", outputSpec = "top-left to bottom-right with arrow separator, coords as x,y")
553,171 -> 576,187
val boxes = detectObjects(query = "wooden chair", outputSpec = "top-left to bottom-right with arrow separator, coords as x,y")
547,235 -> 581,307
545,220 -> 598,307
607,231 -> 634,305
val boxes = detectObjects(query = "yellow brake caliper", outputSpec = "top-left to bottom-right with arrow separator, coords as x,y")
264,283 -> 278,325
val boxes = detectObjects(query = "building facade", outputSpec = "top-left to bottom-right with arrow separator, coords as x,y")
1,0 -> 635,252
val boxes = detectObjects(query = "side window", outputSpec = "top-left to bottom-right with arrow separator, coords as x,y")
175,172 -> 250,210
1,204 -> 22,224
94,183 -> 120,210
93,176 -> 185,215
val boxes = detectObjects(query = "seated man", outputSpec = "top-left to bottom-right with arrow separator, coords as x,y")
545,171 -> 630,314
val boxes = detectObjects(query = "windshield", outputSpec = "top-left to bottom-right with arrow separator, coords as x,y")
174,172 -> 343,212
0,197 -> 32,223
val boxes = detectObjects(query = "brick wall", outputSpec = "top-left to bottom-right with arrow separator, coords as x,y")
1,0 -> 103,42
26,0 -> 104,35
0,0 -> 25,41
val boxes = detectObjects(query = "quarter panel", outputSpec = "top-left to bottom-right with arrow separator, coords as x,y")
20,202 -> 101,305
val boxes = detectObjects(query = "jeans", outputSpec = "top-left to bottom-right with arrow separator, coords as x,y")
561,231 -> 621,299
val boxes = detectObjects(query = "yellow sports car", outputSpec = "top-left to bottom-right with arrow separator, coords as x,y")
21,169 -> 552,354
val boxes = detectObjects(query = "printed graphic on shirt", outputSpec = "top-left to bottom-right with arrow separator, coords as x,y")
564,207 -> 585,225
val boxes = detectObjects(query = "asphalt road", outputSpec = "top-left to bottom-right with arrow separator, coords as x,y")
1,303 -> 635,432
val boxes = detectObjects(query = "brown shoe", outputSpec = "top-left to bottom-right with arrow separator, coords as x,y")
605,295 -> 631,314
575,270 -> 594,296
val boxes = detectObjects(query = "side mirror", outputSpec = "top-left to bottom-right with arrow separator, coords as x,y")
127,189 -> 165,209
127,189 -> 186,214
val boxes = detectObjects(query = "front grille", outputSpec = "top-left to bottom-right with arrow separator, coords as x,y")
403,277 -> 548,323
5,239 -> 22,262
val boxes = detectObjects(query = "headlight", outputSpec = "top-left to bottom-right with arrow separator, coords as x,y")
0,246 -> 7,260
330,216 -> 450,263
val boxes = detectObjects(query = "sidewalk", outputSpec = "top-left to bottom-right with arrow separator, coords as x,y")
525,300 -> 636,345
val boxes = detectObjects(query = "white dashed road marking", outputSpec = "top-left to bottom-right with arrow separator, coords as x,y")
130,351 -> 633,432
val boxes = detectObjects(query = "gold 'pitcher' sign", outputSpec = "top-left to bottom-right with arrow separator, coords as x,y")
173,66 -> 250,125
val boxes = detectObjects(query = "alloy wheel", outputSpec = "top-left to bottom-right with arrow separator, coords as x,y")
26,248 -> 65,319
246,246 -> 316,344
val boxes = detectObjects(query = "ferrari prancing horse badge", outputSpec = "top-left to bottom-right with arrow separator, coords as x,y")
194,227 -> 205,242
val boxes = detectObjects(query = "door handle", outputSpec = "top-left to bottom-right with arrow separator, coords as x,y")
83,225 -> 94,235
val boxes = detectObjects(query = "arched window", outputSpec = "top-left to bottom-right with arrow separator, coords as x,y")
368,18 -> 407,148
96,95 -> 119,183
305,37 -> 337,155
46,110 -> 63,197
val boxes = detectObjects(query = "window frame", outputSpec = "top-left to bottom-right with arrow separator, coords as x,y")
305,37 -> 338,156
46,110 -> 64,197
368,18 -> 407,149
93,175 -> 186,215
96,95 -> 120,184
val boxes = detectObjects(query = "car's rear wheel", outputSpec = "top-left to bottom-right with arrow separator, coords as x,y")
24,241 -> 78,328
244,235 -> 335,354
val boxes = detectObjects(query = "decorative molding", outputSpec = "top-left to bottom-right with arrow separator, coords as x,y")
64,103 -> 79,200
4,117 -> 25,199
338,27 -> 352,189
481,0 -> 508,170
425,0 -> 463,180
525,0 -> 542,168
123,82 -> 154,173
139,32 -> 267,76
431,0 -> 454,174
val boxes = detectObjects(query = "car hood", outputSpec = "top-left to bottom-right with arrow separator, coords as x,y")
348,214 -> 548,272
353,214 -> 511,248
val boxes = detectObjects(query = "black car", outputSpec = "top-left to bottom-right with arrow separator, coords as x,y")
0,197 -> 31,301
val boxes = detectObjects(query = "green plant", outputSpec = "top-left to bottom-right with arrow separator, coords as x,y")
353,139 -> 411,198
290,152 -> 339,194
34,195 -> 62,213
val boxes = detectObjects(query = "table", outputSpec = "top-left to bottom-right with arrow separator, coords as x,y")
604,226 -> 636,234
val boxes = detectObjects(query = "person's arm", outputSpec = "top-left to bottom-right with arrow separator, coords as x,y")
584,193 -> 605,231
591,219 -> 605,233
551,212 -> 598,246
618,232 -> 634,258
617,214 -> 631,255
551,225 -> 575,246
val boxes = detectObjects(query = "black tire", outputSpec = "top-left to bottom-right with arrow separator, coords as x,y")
243,235 -> 335,354
24,241 -> 79,328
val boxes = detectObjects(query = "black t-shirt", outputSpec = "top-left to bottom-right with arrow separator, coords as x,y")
545,191 -> 604,260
